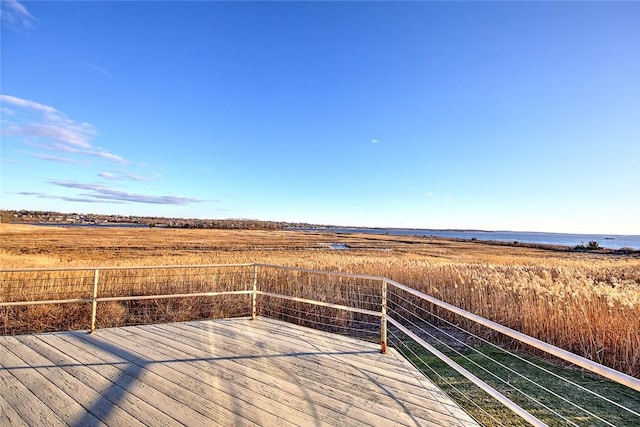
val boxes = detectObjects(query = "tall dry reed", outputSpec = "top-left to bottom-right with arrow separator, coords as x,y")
1,226 -> 638,376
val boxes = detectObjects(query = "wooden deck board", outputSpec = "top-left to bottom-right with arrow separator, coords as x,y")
12,334 -> 145,427
95,327 -> 337,427
0,340 -> 68,427
15,334 -> 184,426
0,392 -> 28,427
0,317 -> 479,427
163,321 -> 467,425
49,332 -> 237,426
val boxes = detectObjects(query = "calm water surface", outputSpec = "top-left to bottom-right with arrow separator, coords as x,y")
304,228 -> 640,250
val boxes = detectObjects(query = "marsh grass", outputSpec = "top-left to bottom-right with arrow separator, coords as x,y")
1,225 -> 639,377
2,303 -> 91,335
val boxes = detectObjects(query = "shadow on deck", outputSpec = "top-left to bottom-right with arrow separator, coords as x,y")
0,317 -> 479,426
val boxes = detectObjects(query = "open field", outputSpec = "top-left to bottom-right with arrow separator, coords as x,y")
1,224 -> 639,378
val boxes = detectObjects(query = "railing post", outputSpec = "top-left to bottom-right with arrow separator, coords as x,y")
380,279 -> 387,354
90,269 -> 99,333
251,265 -> 258,320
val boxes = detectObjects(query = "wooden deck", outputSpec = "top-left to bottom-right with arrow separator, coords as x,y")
0,317 -> 479,426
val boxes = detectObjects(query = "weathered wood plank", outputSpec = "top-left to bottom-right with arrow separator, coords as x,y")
0,391 -> 29,427
0,318 -> 479,427
0,338 -> 83,427
4,335 -> 112,427
14,334 -> 145,427
254,319 -> 477,424
161,318 -> 475,425
0,372 -> 61,427
57,331 -> 255,426
161,321 -> 417,400
246,316 -> 382,350
100,326 -> 342,427
38,333 -> 186,426
64,328 -> 281,427
189,318 -> 429,385
181,320 -> 449,401
49,332 -> 228,427
140,321 -> 458,426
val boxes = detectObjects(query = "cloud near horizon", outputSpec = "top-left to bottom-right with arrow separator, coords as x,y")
0,94 -> 128,164
16,191 -> 122,204
48,180 -> 203,205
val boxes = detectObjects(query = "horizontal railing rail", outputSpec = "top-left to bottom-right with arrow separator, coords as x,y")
1,297 -> 93,307
97,290 -> 254,303
255,263 -> 386,280
386,278 -> 640,392
2,263 -> 639,426
256,290 -> 382,318
0,263 -> 258,273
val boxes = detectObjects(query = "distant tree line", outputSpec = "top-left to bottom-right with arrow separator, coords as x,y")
2,209 -> 322,231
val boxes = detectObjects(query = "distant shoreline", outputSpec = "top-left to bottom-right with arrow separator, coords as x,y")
295,227 -> 640,251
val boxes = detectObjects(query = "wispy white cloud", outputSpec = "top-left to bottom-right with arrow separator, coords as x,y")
2,95 -> 96,148
7,122 -> 95,148
32,142 -> 82,153
1,0 -> 34,31
31,141 -> 127,164
98,171 -> 159,181
49,180 -> 203,205
80,61 -> 111,78
371,139 -> 379,144
31,153 -> 90,165
92,150 -> 127,163
1,94 -> 128,164
0,95 -> 53,114
426,192 -> 435,197
1,158 -> 21,164
16,191 -> 120,204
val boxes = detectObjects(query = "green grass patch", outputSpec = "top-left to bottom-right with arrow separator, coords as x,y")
395,343 -> 640,426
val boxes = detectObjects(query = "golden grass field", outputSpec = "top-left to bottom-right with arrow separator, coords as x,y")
1,224 -> 639,377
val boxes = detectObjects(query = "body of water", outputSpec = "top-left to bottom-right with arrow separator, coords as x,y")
301,228 -> 640,250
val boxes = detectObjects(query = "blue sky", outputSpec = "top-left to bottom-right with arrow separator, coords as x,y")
1,1 -> 639,234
